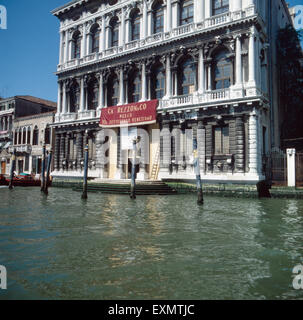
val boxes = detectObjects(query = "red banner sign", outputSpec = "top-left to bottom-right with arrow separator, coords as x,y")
99,100 -> 158,128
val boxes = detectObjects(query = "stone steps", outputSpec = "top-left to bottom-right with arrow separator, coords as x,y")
72,180 -> 178,195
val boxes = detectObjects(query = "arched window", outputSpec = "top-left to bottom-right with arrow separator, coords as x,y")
130,10 -> 140,41
129,71 -> 141,103
44,127 -> 51,145
18,130 -> 22,145
33,127 -> 39,146
27,128 -> 31,145
178,57 -> 196,95
87,78 -> 99,110
91,24 -> 100,53
22,128 -> 26,145
212,0 -> 229,16
212,50 -> 232,90
73,31 -> 81,59
110,17 -> 119,47
107,75 -> 119,107
180,0 -> 194,26
152,65 -> 165,99
153,1 -> 164,34
70,81 -> 80,113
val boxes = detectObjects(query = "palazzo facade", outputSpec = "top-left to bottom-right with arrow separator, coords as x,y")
51,0 -> 292,183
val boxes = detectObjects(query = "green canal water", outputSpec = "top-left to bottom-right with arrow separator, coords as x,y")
0,186 -> 303,300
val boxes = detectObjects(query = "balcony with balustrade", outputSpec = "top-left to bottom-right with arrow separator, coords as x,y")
56,5 -> 258,73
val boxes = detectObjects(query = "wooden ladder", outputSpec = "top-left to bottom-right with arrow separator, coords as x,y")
150,145 -> 160,180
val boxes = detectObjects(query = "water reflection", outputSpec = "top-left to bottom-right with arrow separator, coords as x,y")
0,187 -> 303,299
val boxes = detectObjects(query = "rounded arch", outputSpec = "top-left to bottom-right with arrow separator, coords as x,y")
109,16 -> 119,27
129,7 -> 141,18
151,0 -> 164,10
72,29 -> 81,39
207,43 -> 232,59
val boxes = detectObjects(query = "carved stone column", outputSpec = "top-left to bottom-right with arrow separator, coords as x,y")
165,54 -> 172,98
64,31 -> 69,62
198,48 -> 205,94
166,0 -> 172,32
57,82 -> 62,115
142,0 -> 147,38
62,81 -> 67,114
140,61 -> 147,102
118,67 -> 124,105
248,26 -> 256,85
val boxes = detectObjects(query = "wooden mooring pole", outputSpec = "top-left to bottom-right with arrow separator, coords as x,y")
40,144 -> 46,192
43,149 -> 53,196
81,144 -> 89,200
9,149 -> 16,190
130,138 -> 136,200
193,138 -> 204,205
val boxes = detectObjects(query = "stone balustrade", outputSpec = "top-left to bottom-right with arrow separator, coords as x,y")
57,7 -> 256,72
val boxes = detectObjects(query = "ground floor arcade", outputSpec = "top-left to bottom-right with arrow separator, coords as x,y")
51,101 -> 269,184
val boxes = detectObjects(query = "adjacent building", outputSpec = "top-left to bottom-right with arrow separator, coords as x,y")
0,96 -> 56,175
51,0 -> 292,183
11,112 -> 55,174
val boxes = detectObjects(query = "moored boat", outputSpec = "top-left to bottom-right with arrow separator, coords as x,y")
0,174 -> 8,186
5,173 -> 41,187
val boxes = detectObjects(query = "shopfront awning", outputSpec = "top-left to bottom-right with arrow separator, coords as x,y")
99,100 -> 158,128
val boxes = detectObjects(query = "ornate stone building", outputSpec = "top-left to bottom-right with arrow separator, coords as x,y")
51,0 -> 292,183
0,96 -> 56,175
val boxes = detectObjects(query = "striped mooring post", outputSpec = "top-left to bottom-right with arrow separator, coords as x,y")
81,144 -> 89,200
43,149 -> 53,196
40,144 -> 46,192
130,138 -> 137,200
9,149 -> 16,190
193,138 -> 204,205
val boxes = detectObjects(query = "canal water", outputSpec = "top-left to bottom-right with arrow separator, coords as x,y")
0,186 -> 303,300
